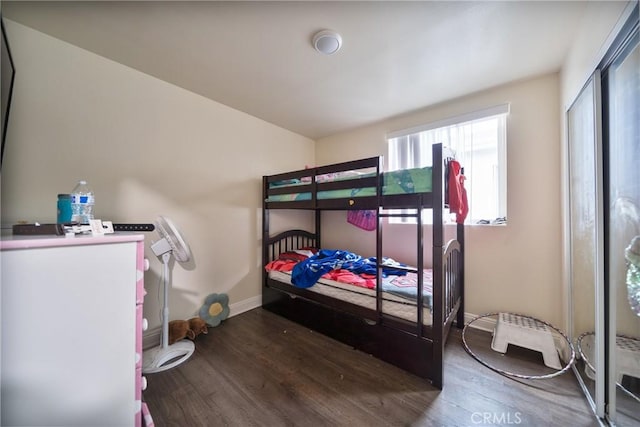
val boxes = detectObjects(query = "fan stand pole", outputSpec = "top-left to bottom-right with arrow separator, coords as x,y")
142,253 -> 195,374
162,252 -> 170,349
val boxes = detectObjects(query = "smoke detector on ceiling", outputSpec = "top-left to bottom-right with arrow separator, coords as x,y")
312,30 -> 342,55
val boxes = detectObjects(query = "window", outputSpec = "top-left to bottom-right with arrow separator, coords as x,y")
387,104 -> 509,224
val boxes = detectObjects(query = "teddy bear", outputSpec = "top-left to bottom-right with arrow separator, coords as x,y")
168,317 -> 209,345
168,320 -> 193,345
188,317 -> 209,338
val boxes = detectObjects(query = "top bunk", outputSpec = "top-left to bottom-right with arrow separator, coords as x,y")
263,142 -> 454,211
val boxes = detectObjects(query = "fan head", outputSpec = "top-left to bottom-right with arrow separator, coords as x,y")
152,216 -> 192,263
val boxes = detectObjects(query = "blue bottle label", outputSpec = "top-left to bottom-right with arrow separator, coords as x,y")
71,194 -> 94,204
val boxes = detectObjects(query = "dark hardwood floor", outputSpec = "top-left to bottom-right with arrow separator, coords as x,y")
143,308 -> 600,426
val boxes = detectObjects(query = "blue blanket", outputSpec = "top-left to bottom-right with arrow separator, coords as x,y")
291,249 -> 407,288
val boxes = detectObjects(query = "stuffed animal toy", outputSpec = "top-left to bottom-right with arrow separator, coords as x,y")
199,293 -> 230,327
188,317 -> 209,339
168,317 -> 209,345
168,320 -> 194,345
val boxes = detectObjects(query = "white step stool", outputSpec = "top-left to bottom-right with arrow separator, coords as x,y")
491,312 -> 561,370
581,334 -> 640,382
615,335 -> 640,383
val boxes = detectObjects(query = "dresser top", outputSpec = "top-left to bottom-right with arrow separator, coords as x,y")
1,232 -> 144,250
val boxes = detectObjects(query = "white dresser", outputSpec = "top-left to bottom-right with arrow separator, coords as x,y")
1,233 -> 149,427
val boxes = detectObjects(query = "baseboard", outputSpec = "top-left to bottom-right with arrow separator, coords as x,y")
229,294 -> 262,317
143,327 -> 162,350
459,312 -> 496,332
142,295 -> 263,350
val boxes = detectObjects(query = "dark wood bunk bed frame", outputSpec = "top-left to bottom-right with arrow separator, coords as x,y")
261,143 -> 465,389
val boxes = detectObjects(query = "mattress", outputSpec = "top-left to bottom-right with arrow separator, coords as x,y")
268,270 -> 433,326
266,166 -> 433,202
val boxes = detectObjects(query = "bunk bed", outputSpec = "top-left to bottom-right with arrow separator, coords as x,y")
261,143 -> 465,389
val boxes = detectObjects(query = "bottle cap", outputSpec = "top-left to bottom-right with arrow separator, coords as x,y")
58,193 -> 70,198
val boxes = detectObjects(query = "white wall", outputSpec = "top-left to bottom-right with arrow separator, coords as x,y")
561,1 -> 632,109
316,74 -> 565,326
0,20 -> 315,333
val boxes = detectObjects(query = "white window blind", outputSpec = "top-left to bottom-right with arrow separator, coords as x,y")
387,104 -> 509,225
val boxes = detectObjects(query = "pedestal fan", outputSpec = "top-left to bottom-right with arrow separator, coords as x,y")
142,216 -> 195,374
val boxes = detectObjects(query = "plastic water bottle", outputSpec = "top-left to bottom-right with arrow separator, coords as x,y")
70,180 -> 95,224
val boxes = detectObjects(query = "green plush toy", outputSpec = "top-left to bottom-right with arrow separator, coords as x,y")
199,293 -> 230,327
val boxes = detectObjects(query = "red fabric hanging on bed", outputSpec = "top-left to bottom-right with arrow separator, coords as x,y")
448,160 -> 468,224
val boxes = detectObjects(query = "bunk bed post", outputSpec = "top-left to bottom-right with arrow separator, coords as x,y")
456,222 -> 465,328
416,187 -> 424,335
262,176 -> 269,280
432,143 -> 445,389
315,210 -> 321,248
262,176 -> 274,307
376,157 -> 383,318
313,166 -> 321,246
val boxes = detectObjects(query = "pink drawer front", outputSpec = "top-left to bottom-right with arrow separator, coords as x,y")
136,304 -> 144,369
141,401 -> 154,427
135,367 -> 144,427
136,242 -> 148,304
135,239 -> 148,427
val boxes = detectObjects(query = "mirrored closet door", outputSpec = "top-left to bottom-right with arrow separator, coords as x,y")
568,5 -> 639,425
602,16 -> 639,425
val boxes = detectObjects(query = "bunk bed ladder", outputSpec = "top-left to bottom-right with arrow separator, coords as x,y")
416,197 -> 425,336
432,142 -> 445,389
376,151 -> 425,334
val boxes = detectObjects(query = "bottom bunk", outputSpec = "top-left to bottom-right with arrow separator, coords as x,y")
261,229 -> 464,388
267,269 -> 435,325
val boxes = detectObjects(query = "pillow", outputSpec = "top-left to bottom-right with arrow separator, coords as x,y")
278,251 -> 310,262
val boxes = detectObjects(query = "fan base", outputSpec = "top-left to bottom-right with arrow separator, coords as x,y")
142,341 -> 195,374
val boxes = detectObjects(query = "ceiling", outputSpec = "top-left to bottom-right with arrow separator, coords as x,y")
3,1 -> 592,139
